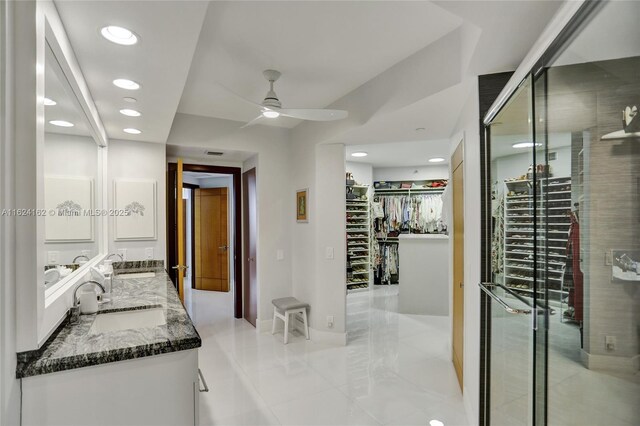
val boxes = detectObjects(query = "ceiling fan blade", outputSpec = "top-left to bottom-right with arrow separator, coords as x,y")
217,83 -> 264,109
240,115 -> 264,129
279,108 -> 348,121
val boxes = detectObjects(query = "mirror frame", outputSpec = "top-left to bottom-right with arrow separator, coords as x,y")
16,0 -> 109,350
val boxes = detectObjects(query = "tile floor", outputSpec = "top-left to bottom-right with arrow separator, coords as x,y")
185,285 -> 470,426
489,293 -> 640,426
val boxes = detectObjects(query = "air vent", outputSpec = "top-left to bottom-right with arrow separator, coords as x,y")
548,151 -> 557,161
206,151 -> 223,156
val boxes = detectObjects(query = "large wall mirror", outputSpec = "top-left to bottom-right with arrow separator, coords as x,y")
30,3 -> 109,348
42,42 -> 102,296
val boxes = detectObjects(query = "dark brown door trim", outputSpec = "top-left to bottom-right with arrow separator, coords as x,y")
167,163 -> 242,318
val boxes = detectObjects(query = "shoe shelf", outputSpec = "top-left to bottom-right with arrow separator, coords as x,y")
503,177 -> 572,301
346,180 -> 371,291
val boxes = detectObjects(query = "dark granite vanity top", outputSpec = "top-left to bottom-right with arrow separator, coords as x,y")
17,261 -> 201,378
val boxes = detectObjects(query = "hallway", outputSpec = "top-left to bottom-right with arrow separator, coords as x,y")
189,286 -> 469,426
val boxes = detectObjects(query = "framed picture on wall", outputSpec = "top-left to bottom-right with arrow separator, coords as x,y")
44,176 -> 94,242
114,179 -> 157,240
296,188 -> 309,223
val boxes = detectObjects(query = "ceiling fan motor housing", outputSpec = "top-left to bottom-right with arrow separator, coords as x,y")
262,69 -> 282,109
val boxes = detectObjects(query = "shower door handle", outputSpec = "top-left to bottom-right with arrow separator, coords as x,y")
478,282 -> 532,315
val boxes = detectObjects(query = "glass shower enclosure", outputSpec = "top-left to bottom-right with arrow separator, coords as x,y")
481,1 -> 640,425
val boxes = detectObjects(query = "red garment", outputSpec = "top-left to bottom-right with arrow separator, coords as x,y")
566,213 -> 583,322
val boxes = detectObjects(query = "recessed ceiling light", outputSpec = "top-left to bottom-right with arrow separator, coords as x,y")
428,157 -> 445,163
120,108 -> 141,117
512,142 -> 542,149
123,128 -> 142,135
123,97 -> 137,103
415,127 -> 426,132
262,110 -> 280,118
44,97 -> 57,106
113,79 -> 140,90
100,25 -> 138,46
49,120 -> 74,127
429,420 -> 445,426
351,152 -> 368,157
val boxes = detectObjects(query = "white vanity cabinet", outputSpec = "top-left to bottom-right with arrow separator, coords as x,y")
22,349 -> 200,426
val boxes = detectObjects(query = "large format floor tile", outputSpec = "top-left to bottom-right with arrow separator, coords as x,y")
188,285 -> 469,426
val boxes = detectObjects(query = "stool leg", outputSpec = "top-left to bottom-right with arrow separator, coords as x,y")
302,308 -> 310,340
283,310 -> 289,344
271,307 -> 277,335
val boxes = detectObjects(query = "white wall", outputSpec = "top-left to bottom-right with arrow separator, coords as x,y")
373,165 -> 449,181
0,0 -> 21,422
107,139 -> 166,262
167,114 -> 293,327
449,80 -> 481,425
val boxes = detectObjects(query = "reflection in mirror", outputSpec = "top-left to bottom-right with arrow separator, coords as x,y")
43,42 -> 99,295
543,1 -> 640,424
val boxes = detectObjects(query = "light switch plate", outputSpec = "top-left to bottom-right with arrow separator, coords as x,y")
47,251 -> 59,265
325,247 -> 334,260
276,249 -> 284,261
117,248 -> 127,261
145,248 -> 154,260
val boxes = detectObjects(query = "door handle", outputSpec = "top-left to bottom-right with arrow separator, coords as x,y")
219,245 -> 229,250
198,368 -> 209,393
459,282 -> 464,288
247,257 -> 255,262
478,282 -> 531,315
172,265 -> 188,271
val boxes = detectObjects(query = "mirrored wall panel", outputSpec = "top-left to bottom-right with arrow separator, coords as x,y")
43,42 -> 101,294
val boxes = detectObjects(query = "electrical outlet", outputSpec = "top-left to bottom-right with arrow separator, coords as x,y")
605,335 -> 616,351
117,248 -> 127,261
276,249 -> 284,261
325,247 -> 334,260
47,251 -> 59,265
145,248 -> 154,260
327,315 -> 334,328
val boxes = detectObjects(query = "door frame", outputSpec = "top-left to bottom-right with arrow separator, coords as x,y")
451,140 -> 465,390
167,163 -> 242,318
242,168 -> 258,327
183,183 -> 199,289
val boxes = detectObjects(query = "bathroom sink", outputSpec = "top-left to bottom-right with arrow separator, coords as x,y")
89,308 -> 165,334
117,272 -> 156,279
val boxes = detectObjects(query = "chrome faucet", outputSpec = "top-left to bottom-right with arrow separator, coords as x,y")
69,280 -> 106,323
106,253 -> 124,262
73,254 -> 90,264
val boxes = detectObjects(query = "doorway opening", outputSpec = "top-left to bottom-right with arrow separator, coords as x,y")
344,142 -> 452,354
167,163 -> 242,320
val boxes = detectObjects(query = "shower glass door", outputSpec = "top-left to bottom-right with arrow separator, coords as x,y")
482,2 -> 640,425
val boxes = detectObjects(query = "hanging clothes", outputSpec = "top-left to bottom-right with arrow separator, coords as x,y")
566,211 -> 583,323
492,196 -> 505,275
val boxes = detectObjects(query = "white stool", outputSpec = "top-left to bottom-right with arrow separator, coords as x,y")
271,297 -> 310,344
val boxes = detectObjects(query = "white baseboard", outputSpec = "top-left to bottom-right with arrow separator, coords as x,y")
581,350 -> 640,373
257,319 -> 273,333
309,327 -> 347,346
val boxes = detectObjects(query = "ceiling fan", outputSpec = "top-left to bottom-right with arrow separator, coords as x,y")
236,69 -> 348,127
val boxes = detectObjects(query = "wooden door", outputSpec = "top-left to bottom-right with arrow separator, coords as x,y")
194,188 -> 229,292
452,142 -> 464,390
242,168 -> 257,326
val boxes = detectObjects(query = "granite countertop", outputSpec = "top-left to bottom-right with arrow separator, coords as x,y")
16,261 -> 201,378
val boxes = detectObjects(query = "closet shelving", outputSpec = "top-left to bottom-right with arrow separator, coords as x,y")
346,182 -> 371,291
372,179 -> 447,285
503,176 -> 572,303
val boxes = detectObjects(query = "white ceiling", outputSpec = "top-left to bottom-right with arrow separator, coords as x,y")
166,144 -> 254,164
346,139 -> 451,168
55,0 -> 208,143
177,1 -> 463,128
55,0 -> 566,154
